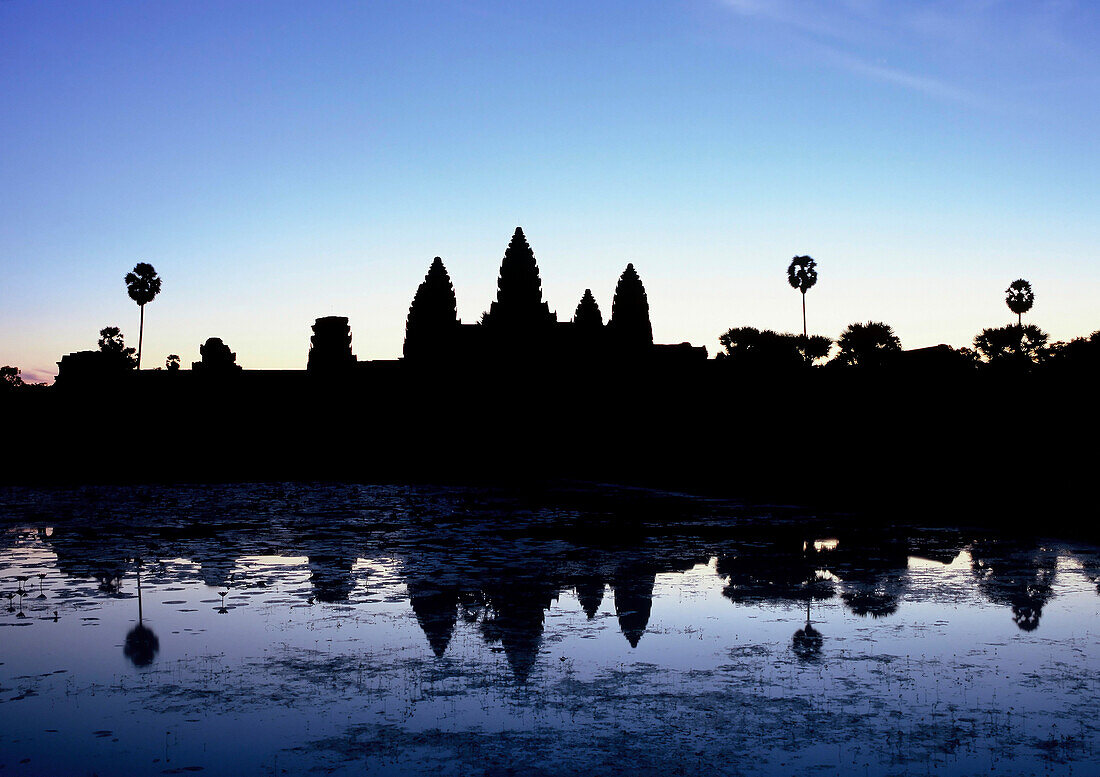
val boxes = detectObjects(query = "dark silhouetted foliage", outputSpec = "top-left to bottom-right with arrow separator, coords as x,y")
124,262 -> 162,370
787,255 -> 818,337
1045,330 -> 1100,373
954,347 -> 981,367
832,322 -> 902,367
98,326 -> 138,370
714,328 -> 832,366
573,289 -> 603,329
485,228 -> 554,330
973,323 -> 1048,368
124,263 -> 161,307
608,263 -> 653,349
786,255 -> 818,292
166,354 -> 180,371
1005,278 -> 1034,326
719,327 -> 802,368
1,365 -> 24,390
798,334 -> 832,363
404,257 -> 460,359
971,540 -> 1055,632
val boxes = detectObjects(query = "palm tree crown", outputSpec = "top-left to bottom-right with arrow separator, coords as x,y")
1005,279 -> 1034,324
787,256 -> 818,294
125,263 -> 161,306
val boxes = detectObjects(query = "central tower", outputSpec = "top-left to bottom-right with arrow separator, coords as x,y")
485,227 -> 555,331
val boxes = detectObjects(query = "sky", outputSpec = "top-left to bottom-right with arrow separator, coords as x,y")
2,0 -> 1099,380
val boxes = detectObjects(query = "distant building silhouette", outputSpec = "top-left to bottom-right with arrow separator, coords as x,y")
308,316 -> 357,373
56,350 -> 115,386
485,227 -> 555,330
573,289 -> 603,330
608,263 -> 653,352
403,257 -> 460,361
402,228 -> 703,365
193,338 -> 242,372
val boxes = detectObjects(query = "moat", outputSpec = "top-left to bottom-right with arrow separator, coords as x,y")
1,483 -> 1098,776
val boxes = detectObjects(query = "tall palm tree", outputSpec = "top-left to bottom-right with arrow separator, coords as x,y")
124,263 -> 162,370
787,256 -> 818,338
1005,279 -> 1034,326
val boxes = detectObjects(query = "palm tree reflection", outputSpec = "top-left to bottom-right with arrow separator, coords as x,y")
123,560 -> 160,667
792,601 -> 823,660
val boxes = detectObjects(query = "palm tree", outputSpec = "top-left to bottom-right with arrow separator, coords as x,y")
1005,279 -> 1034,326
787,256 -> 818,338
124,263 -> 162,370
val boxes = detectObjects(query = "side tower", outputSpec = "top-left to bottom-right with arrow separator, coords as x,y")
573,289 -> 603,331
308,316 -> 356,373
193,337 -> 242,372
569,288 -> 607,360
404,256 -> 459,361
608,263 -> 653,352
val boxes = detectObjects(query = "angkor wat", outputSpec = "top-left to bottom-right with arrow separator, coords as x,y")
402,228 -> 703,367
11,229 -> 1095,531
56,227 -> 704,383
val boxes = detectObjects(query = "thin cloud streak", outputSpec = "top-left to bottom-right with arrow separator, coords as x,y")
12,366 -> 55,385
718,0 -> 1087,105
812,43 -> 980,105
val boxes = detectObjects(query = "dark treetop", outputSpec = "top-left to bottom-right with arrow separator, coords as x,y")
1005,279 -> 1034,323
124,262 -> 162,307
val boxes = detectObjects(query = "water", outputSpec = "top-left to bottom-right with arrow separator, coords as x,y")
1,483 -> 1098,776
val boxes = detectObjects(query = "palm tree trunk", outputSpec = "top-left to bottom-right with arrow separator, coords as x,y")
801,290 -> 807,338
1018,312 -> 1022,326
137,304 -> 145,370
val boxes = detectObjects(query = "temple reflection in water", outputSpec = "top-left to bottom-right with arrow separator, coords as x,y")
16,489 -> 1079,679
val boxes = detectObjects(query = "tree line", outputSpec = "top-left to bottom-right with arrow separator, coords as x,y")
2,254 -> 1097,391
716,263 -> 1097,371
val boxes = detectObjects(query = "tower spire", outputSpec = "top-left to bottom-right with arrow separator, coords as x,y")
485,227 -> 554,329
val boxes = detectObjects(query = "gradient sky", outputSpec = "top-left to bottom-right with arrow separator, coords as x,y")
2,0 -> 1098,380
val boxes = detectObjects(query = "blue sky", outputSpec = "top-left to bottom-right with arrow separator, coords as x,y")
2,0 -> 1098,379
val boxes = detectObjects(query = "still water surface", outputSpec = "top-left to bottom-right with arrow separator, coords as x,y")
1,484 -> 1098,776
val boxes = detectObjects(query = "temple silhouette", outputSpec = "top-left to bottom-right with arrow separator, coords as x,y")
55,227 -> 704,384
25,229 -> 1094,527
402,228 -> 702,367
